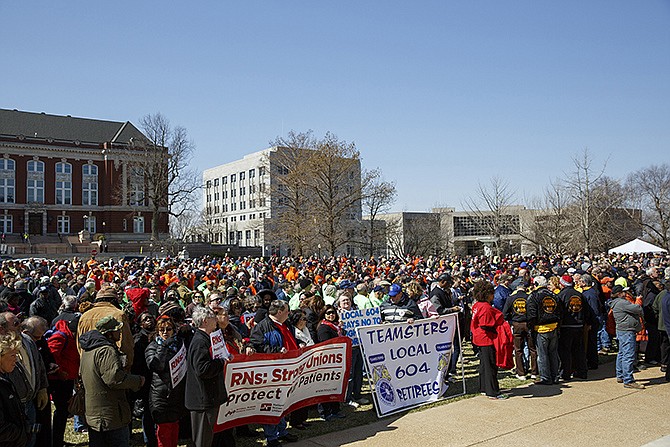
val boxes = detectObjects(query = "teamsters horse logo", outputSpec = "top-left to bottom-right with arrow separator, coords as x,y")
372,364 -> 395,406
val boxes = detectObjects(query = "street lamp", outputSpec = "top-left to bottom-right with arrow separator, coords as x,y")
318,243 -> 321,258
83,215 -> 88,232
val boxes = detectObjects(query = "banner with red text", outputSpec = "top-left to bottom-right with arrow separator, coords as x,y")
215,337 -> 352,431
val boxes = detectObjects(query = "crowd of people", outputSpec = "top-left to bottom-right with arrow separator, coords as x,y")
0,250 -> 668,447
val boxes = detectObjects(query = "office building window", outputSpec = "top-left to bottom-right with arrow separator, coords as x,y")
0,215 -> 12,234
27,160 -> 45,203
133,216 -> 145,233
57,215 -> 70,234
0,159 -> 15,204
82,164 -> 98,206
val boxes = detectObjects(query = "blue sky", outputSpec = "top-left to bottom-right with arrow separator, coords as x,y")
2,1 -> 669,212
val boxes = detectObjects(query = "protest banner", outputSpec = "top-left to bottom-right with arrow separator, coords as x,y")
339,306 -> 382,346
169,343 -> 187,387
214,337 -> 352,431
357,314 -> 463,417
210,329 -> 231,360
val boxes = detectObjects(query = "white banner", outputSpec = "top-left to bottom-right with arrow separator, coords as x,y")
215,337 -> 352,431
210,329 -> 231,360
357,314 -> 462,417
339,307 -> 382,346
169,343 -> 187,387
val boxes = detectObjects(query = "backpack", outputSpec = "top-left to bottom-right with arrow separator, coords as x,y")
45,327 -> 69,350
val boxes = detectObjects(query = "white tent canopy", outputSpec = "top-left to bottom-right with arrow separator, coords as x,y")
608,238 -> 668,254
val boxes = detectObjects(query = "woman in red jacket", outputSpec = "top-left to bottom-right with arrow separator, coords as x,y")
470,281 -> 508,400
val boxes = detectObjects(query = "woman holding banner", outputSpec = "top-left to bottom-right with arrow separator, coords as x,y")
470,281 -> 508,400
316,305 -> 347,420
145,316 -> 187,447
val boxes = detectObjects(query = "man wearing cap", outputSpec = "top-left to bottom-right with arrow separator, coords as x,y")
380,284 -> 423,323
77,286 -> 134,371
79,316 -> 145,447
609,285 -> 645,389
557,274 -> 590,381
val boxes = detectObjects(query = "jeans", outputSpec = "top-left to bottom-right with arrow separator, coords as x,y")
597,315 -> 611,350
535,330 -> 560,383
262,417 -> 288,442
89,426 -> 130,447
616,330 -> 637,384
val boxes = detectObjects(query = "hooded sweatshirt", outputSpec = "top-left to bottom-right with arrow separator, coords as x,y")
79,330 -> 143,431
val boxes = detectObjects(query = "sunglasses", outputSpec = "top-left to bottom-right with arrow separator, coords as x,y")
325,311 -> 336,315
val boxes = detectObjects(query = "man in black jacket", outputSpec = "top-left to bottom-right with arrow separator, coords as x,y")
527,276 -> 562,385
503,283 -> 537,379
186,306 -> 228,447
557,274 -> 590,381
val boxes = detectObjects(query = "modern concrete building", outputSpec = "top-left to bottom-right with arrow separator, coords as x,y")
374,205 -> 642,257
201,146 -> 363,256
0,108 -> 168,241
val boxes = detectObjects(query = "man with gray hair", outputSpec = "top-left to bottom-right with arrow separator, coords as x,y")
527,276 -> 562,385
186,306 -> 231,447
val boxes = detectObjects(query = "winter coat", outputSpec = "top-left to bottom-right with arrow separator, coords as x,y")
0,375 -> 28,447
6,334 -> 48,404
76,301 -> 134,370
557,286 -> 591,328
380,294 -> 423,323
185,329 -> 227,411
609,297 -> 643,333
79,330 -> 143,432
145,335 -> 187,423
47,319 -> 80,381
250,316 -> 298,354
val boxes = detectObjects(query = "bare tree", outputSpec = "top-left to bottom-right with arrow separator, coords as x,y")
362,170 -> 397,257
268,131 -> 368,256
625,164 -> 670,250
462,176 -> 517,256
170,209 -> 200,241
267,131 -> 318,256
125,113 -> 200,240
564,148 -> 614,253
523,179 -> 572,253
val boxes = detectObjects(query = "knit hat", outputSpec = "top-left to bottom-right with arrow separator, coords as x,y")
298,278 -> 312,290
96,316 -> 123,334
96,287 -> 118,301
560,275 -> 574,287
159,301 -> 181,316
610,285 -> 625,296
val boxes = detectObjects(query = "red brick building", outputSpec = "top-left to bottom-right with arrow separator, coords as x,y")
0,109 -> 168,239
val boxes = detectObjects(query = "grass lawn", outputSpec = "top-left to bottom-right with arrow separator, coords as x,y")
63,343 -> 616,446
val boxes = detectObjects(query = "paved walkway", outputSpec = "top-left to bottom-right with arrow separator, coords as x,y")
295,361 -> 669,447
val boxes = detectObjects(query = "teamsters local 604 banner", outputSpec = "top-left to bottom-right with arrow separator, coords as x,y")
357,314 -> 461,417
214,337 -> 352,431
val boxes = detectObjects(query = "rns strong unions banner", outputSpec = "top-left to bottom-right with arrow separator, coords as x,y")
357,314 -> 462,417
215,337 -> 352,431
